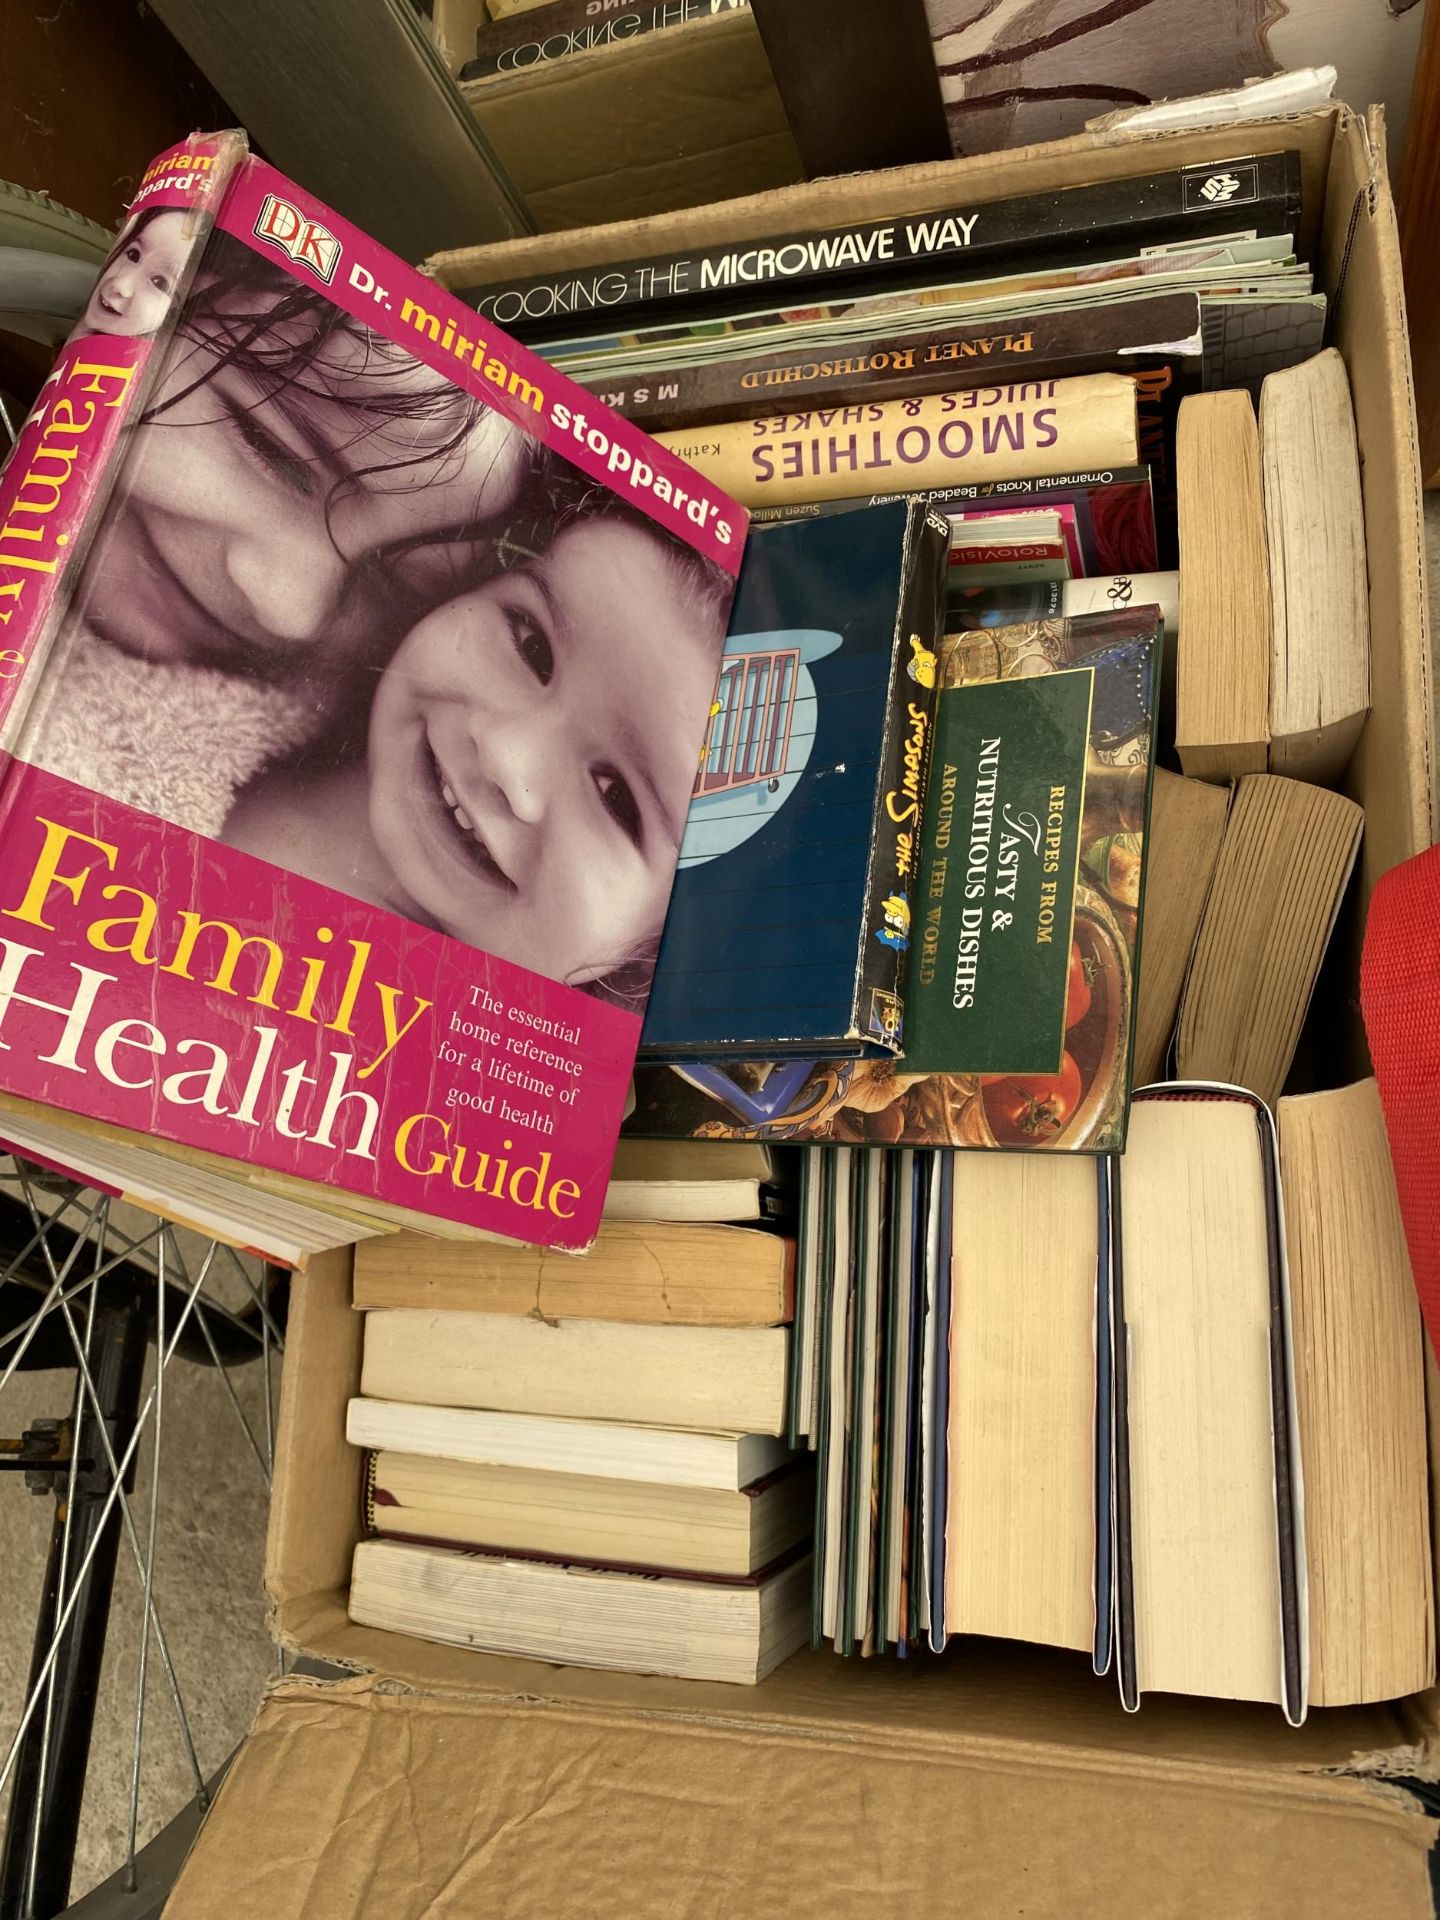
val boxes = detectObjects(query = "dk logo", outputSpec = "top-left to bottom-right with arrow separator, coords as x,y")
252,195 -> 342,283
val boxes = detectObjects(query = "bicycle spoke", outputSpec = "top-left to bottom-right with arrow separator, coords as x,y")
25,1258 -> 101,1904
0,1211 -> 168,1365
125,1239 -> 165,1892
0,1189 -> 109,1391
161,1233 -> 270,1484
10,1175 -> 206,1799
0,1242 -> 220,1805
222,1243 -> 286,1351
41,1274 -> 206,1809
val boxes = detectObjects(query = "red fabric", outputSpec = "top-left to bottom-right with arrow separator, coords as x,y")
1360,843 -> 1440,1355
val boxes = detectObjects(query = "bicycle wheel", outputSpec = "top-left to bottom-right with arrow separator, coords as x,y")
0,1160 -> 284,1920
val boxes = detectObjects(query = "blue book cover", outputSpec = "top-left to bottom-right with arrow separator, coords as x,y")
641,501 -> 947,1060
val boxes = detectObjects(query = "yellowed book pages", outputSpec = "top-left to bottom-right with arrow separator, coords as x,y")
655,373 -> 1138,507
946,1153 -> 1096,1652
1175,390 -> 1271,783
1122,1095 -> 1283,1706
1174,774 -> 1363,1107
361,1308 -> 790,1433
1261,349 -> 1369,784
352,1219 -> 793,1325
1278,1080 -> 1434,1706
1132,769 -> 1231,1085
365,1450 -> 812,1576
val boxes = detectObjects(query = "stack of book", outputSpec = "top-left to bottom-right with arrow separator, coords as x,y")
345,1141 -> 815,1684
795,1084 -> 1434,1716
407,136 -> 1430,1716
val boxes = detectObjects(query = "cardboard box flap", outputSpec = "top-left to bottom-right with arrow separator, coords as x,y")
167,1672 -> 1438,1920
1321,107 -> 1438,873
427,104 -> 1340,298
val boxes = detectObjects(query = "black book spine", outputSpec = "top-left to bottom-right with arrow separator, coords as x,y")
460,0 -> 749,83
580,290 -> 1203,433
853,506 -> 949,1056
461,153 -> 1301,339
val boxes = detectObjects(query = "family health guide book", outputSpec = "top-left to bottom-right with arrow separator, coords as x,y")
0,131 -> 745,1262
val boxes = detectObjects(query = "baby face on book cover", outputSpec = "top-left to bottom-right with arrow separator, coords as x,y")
33,227 -> 729,1008
0,153 -> 741,1249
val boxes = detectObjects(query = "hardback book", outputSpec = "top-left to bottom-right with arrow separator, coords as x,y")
1277,1080 -> 1433,1706
0,133 -> 743,1262
639,503 -> 948,1062
1174,775 -> 1363,1107
578,290 -> 1205,433
349,1536 -> 812,1684
1116,1085 -> 1303,1718
901,608 -> 1161,1154
1130,769 -> 1230,1086
461,0 -> 750,80
351,1216 -> 795,1324
948,572 -> 1177,643
654,375 -> 1140,508
1260,349 -> 1369,783
1174,390 -> 1272,781
363,1448 -> 812,1577
456,153 -> 1302,338
945,1151 -> 1099,1656
946,508 -> 1074,586
604,1138 -> 787,1221
360,1307 -> 790,1433
761,467 -> 1160,579
346,1396 -> 794,1490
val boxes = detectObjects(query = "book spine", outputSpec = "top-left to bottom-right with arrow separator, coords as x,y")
854,510 -> 949,1054
461,0 -> 748,80
461,153 -> 1300,335
581,292 -> 1202,433
655,375 -> 1139,509
0,133 -> 247,751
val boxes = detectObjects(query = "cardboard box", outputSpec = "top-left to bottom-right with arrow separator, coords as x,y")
458,10 -> 804,232
168,104 -> 1440,1919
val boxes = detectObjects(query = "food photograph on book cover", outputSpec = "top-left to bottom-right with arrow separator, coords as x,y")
0,136 -> 745,1251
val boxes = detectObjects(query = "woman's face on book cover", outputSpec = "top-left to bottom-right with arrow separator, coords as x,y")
365,518 -> 715,984
70,296 -> 525,672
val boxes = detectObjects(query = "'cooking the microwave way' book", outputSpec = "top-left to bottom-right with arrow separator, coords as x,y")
639,501 -> 947,1064
0,131 -> 744,1259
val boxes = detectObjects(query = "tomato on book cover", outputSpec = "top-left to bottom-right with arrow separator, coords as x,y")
0,132 -> 745,1252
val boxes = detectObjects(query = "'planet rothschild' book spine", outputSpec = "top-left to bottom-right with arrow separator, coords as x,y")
0,130 -> 744,1255
655,374 -> 1139,509
459,153 -> 1301,337
461,0 -> 749,81
855,508 -> 950,1052
580,291 -> 1203,434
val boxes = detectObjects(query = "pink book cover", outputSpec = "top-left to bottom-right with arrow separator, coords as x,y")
0,131 -> 746,1253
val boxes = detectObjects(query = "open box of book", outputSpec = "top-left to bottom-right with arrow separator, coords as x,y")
167,101 -> 1440,1919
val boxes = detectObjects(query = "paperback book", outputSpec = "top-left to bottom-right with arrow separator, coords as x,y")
0,131 -> 744,1259
640,501 -> 948,1061
460,153 -> 1303,337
